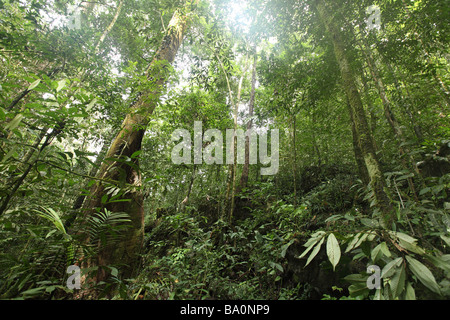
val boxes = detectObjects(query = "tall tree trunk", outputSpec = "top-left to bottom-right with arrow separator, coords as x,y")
94,0 -> 124,53
210,45 -> 235,222
238,53 -> 257,192
291,113 -> 298,206
76,3 -> 194,295
314,0 -> 393,224
348,99 -> 370,185
359,66 -> 378,139
357,32 -> 419,200
229,58 -> 248,222
357,34 -> 404,142
180,165 -> 197,212
311,110 -> 321,166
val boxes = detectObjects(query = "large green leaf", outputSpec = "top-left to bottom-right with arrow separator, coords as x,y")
343,273 -> 367,283
37,207 -> 66,234
348,282 -> 369,298
406,255 -> 441,295
405,282 -> 416,300
56,79 -> 66,92
389,231 -> 425,254
381,257 -> 403,279
345,232 -> 361,253
371,242 -> 390,263
390,265 -> 406,298
27,79 -> 41,90
305,236 -> 324,267
298,231 -> 325,259
389,231 -> 417,244
440,234 -> 450,247
425,254 -> 450,273
4,113 -> 24,131
326,233 -> 340,271
281,239 -> 295,258
361,218 -> 379,228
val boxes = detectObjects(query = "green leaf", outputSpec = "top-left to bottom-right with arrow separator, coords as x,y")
425,254 -> 450,273
354,232 -> 369,250
390,265 -> 406,298
440,234 -> 450,247
37,207 -> 66,234
56,79 -> 66,92
28,79 -> 41,90
131,150 -> 143,159
371,242 -> 388,263
343,273 -> 367,283
270,261 -> 284,272
348,282 -> 369,298
110,267 -> 119,277
21,287 -> 45,296
45,286 -> 56,293
4,113 -> 24,131
305,236 -> 324,267
380,241 -> 391,257
390,231 -> 417,244
361,218 -> 379,228
399,239 -> 426,255
101,194 -> 109,204
325,214 -> 342,223
396,173 -> 414,181
381,257 -> 403,279
305,231 -> 326,245
326,233 -> 341,271
345,233 -> 361,253
405,255 -> 441,295
390,231 -> 425,254
374,288 -> 384,300
281,239 -> 295,258
1,147 -> 17,163
298,231 -> 325,259
405,281 -> 416,300
0,106 -> 6,121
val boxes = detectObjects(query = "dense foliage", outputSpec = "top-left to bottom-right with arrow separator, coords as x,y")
0,0 -> 448,300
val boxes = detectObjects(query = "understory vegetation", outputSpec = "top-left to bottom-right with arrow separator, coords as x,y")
0,0 -> 449,300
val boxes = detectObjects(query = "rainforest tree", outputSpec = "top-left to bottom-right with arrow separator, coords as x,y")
0,0 -> 448,300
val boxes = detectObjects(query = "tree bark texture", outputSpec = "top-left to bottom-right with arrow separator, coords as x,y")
357,35 -> 419,199
314,0 -> 393,223
77,3 -> 193,294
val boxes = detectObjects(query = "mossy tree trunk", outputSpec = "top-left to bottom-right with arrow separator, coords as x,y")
348,99 -> 370,186
314,0 -> 393,224
77,3 -> 194,295
357,33 -> 419,200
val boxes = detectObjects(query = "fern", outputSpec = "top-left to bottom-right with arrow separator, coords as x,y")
85,209 -> 132,247
35,206 -> 74,266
